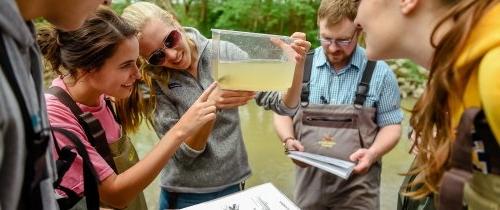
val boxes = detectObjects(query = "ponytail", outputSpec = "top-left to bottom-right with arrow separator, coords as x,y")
37,27 -> 64,76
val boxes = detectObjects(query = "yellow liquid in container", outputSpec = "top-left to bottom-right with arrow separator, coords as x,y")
216,60 -> 295,91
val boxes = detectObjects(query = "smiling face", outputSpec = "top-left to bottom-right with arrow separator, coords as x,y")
318,18 -> 358,69
86,37 -> 141,99
138,18 -> 192,70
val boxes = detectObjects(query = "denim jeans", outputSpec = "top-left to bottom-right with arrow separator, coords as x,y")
158,184 -> 242,209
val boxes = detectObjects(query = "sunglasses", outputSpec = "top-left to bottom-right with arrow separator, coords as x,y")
147,29 -> 181,66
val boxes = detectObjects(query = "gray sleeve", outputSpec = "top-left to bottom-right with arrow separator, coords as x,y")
0,70 -> 9,170
0,106 -> 4,169
255,91 -> 298,116
152,82 -> 205,164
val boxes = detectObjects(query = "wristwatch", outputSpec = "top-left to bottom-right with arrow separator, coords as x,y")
282,137 -> 296,154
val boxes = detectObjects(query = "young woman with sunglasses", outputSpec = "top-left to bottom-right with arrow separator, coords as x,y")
38,7 -> 218,209
355,0 -> 500,209
122,2 -> 310,209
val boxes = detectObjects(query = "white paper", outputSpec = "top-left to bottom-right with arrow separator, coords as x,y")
181,183 -> 299,210
287,151 -> 355,179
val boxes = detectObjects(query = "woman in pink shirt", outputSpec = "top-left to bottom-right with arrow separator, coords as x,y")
38,7 -> 216,210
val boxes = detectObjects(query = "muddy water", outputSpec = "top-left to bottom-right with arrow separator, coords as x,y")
131,99 -> 415,210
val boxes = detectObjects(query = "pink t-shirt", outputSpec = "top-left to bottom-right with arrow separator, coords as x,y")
46,77 -> 121,196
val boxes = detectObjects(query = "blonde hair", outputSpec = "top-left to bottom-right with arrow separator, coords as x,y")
121,1 -> 178,32
121,2 -> 195,85
317,0 -> 358,26
121,2 -> 197,126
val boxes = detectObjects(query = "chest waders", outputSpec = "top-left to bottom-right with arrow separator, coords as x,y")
47,87 -> 147,210
293,51 -> 381,209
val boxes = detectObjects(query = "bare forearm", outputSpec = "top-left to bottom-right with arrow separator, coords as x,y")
99,128 -> 186,208
99,83 -> 219,207
273,113 -> 295,141
368,124 -> 401,159
282,62 -> 304,109
184,119 -> 215,150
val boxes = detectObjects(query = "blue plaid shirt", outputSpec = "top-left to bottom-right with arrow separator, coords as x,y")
308,46 -> 403,127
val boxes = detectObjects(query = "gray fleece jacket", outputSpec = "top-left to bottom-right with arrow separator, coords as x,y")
153,27 -> 296,193
0,0 -> 58,209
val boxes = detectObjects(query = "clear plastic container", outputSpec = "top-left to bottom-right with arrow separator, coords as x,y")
211,29 -> 295,91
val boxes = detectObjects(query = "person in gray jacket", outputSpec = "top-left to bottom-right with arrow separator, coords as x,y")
121,2 -> 310,209
0,0 -> 107,209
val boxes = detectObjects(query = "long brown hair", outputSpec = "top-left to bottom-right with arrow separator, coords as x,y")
407,0 -> 498,198
37,7 -> 146,134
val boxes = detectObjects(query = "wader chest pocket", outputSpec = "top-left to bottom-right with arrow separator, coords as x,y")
299,112 -> 362,160
302,113 -> 358,129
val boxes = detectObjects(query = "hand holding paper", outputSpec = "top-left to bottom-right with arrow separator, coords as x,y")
349,148 -> 377,174
284,139 -> 310,168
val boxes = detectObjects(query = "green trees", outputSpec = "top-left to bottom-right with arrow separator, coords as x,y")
112,0 -> 427,98
181,0 -> 320,48
114,0 -> 320,46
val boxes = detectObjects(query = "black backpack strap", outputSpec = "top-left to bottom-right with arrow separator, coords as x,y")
56,185 -> 82,209
52,127 -> 100,210
53,145 -> 76,188
0,34 -> 51,209
50,129 -> 63,154
473,111 -> 500,175
437,108 -> 500,210
50,128 -> 72,189
46,86 -> 85,117
354,60 -> 376,106
300,51 -> 315,107
47,86 -> 118,172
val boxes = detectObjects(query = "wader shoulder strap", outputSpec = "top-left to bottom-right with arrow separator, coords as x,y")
52,127 -> 100,210
439,108 -> 500,210
439,109 -> 477,210
300,51 -> 315,107
0,34 -> 51,209
46,86 -> 118,172
354,60 -> 376,106
105,98 -> 121,124
300,54 -> 377,107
